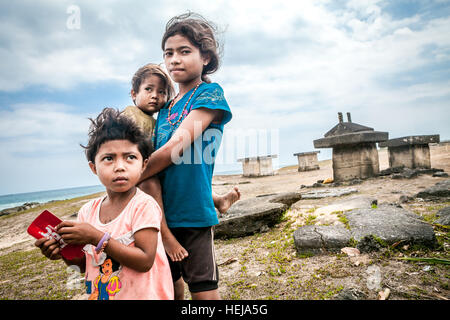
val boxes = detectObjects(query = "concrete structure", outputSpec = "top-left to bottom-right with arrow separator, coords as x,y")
433,140 -> 450,153
379,135 -> 440,169
313,112 -> 388,182
293,151 -> 320,172
237,155 -> 277,177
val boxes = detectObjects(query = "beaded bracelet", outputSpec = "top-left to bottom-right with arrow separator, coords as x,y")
95,232 -> 111,254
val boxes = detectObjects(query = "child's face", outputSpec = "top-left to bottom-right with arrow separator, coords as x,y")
163,34 -> 210,85
89,140 -> 148,194
131,75 -> 167,115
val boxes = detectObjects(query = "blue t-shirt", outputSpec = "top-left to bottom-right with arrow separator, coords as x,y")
153,82 -> 232,228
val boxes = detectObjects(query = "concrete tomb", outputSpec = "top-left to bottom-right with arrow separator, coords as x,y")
378,135 -> 440,169
313,112 -> 388,182
237,155 -> 277,177
293,151 -> 320,172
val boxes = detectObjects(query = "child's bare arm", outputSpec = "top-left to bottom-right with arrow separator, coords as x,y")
57,221 -> 158,273
139,107 -> 221,183
138,176 -> 164,210
103,228 -> 158,272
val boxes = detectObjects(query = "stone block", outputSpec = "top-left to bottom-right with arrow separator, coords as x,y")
378,135 -> 440,148
293,225 -> 352,254
237,155 -> 277,177
314,131 -> 388,148
293,151 -> 320,172
215,192 -> 301,239
293,204 -> 437,255
379,135 -> 439,169
416,179 -> 450,200
331,142 -> 380,181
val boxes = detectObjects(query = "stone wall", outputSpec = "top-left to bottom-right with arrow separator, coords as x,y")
259,158 -> 274,176
241,158 -> 260,177
332,142 -> 380,181
239,157 -> 275,177
295,152 -> 320,172
388,144 -> 431,169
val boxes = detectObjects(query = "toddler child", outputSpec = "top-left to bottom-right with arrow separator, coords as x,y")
35,107 -> 174,300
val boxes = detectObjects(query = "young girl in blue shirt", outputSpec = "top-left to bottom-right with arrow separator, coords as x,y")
139,12 -> 232,300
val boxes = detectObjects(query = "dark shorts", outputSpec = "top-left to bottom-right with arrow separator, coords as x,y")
168,226 -> 219,293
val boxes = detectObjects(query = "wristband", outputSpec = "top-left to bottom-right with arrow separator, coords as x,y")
95,232 -> 111,253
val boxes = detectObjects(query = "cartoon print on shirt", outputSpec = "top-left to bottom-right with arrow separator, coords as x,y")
89,255 -> 122,300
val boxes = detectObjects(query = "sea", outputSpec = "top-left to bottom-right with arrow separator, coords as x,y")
0,170 -> 241,212
0,164 -> 295,212
0,185 -> 106,212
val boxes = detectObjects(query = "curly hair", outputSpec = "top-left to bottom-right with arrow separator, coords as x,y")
131,63 -> 175,101
81,107 -> 153,163
161,12 -> 222,83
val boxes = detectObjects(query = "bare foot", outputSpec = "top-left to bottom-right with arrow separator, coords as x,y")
216,186 -> 241,214
162,233 -> 188,262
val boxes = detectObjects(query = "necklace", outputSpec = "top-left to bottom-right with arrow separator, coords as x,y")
167,82 -> 202,126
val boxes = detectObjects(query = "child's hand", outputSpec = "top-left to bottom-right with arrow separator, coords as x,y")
35,237 -> 62,260
57,221 -> 103,246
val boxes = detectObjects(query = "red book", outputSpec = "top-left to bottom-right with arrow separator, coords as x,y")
27,210 -> 84,260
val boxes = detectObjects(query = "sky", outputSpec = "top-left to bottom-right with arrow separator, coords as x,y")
0,0 -> 449,195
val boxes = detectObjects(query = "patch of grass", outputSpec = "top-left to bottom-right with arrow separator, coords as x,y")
318,285 -> 344,300
304,214 -> 317,226
399,257 -> 450,265
372,235 -> 388,248
333,211 -> 351,230
348,237 -> 358,247
296,252 -> 314,259
0,248 -> 84,299
426,214 -> 440,225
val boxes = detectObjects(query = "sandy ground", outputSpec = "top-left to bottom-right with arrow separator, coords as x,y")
212,145 -> 450,202
0,145 -> 449,300
211,145 -> 450,300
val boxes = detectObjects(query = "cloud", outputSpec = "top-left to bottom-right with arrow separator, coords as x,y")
0,103 -> 91,154
217,3 -> 450,115
0,102 -> 99,194
0,0 -> 449,193
0,1 -> 169,91
211,1 -> 450,165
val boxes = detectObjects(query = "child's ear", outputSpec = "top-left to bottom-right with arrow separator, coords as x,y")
202,53 -> 211,67
88,161 -> 97,175
142,158 -> 149,171
130,89 -> 137,104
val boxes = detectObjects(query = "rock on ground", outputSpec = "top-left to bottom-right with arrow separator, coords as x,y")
293,204 -> 437,255
415,179 -> 450,200
435,206 -> 450,226
334,288 -> 367,300
293,225 -> 351,254
300,187 -> 358,199
314,196 -> 376,215
0,202 -> 40,217
215,192 -> 302,239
